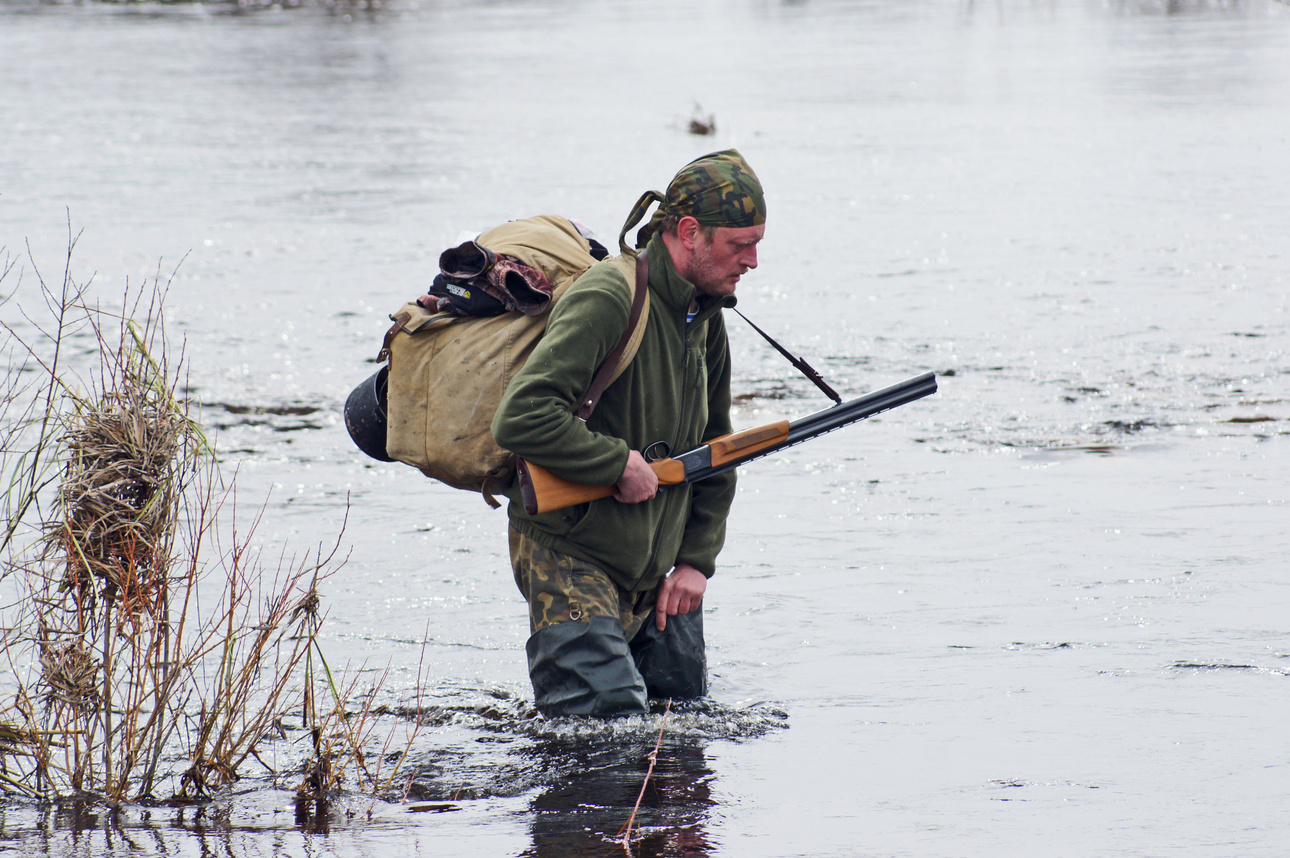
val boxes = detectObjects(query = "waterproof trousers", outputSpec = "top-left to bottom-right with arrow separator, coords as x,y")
510,528 -> 707,717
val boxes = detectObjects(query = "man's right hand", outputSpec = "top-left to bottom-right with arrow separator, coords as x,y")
612,449 -> 658,503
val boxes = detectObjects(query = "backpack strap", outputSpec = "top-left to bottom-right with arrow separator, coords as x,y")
377,310 -> 412,363
575,250 -> 650,420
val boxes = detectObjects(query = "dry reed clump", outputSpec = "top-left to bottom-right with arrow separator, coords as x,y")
37,638 -> 99,711
0,231 -> 413,810
55,388 -> 186,612
12,265 -> 216,802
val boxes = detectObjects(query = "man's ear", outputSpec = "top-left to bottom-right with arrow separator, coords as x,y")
675,216 -> 704,251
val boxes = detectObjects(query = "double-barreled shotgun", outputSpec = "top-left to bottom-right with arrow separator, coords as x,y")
517,371 -> 938,515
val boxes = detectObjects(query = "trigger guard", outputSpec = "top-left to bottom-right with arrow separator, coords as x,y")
643,440 -> 672,462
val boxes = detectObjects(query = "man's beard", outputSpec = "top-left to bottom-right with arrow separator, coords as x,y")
683,238 -> 739,297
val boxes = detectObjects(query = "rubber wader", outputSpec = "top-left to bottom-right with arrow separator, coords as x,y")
629,608 -> 707,700
526,610 -> 707,717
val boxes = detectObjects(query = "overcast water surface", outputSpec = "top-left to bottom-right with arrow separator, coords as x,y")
2,0 -> 1290,856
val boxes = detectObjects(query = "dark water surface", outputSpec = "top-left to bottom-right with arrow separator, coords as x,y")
3,0 -> 1290,855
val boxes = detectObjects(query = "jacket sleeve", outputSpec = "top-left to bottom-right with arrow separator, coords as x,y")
491,267 -> 634,486
674,310 -> 737,577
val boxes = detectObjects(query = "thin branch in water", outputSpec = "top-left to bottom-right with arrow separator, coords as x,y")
619,698 -> 672,853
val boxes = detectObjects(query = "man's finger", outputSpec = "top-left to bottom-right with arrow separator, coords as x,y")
654,577 -> 673,631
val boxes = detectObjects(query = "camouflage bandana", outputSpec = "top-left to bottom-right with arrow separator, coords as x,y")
618,149 -> 766,254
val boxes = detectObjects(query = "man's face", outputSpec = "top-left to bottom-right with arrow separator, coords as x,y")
684,223 -> 765,298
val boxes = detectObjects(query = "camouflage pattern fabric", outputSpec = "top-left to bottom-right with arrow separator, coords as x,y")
661,148 -> 766,228
618,148 -> 766,253
509,528 -> 655,638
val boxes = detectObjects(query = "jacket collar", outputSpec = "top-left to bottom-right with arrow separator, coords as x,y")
644,233 -> 738,321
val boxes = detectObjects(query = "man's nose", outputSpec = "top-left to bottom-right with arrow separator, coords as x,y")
741,246 -> 758,269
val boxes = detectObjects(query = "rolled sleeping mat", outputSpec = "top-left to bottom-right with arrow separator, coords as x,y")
344,366 -> 394,462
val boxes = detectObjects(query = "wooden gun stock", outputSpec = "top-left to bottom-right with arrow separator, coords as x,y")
706,421 -> 790,466
514,371 -> 938,517
517,420 -> 791,515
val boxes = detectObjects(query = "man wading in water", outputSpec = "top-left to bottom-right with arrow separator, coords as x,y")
492,150 -> 766,717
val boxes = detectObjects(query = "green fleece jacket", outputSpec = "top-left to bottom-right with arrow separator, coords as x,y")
491,232 -> 737,593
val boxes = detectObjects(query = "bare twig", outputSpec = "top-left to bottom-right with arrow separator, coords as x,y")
302,619 -> 432,809
0,230 -> 351,805
619,698 -> 672,852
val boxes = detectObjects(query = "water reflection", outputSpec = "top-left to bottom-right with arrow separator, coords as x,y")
384,691 -> 784,855
958,0 -> 1266,15
0,738 -> 718,857
519,735 -> 716,858
0,801 -> 244,857
1107,0 -> 1258,15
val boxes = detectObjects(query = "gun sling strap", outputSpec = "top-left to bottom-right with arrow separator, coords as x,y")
582,249 -> 840,420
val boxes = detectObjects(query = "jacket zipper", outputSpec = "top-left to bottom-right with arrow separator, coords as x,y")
632,300 -> 696,591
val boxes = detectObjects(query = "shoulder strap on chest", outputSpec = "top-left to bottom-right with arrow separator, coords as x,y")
575,251 -> 650,420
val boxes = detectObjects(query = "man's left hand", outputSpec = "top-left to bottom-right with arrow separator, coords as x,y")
654,563 -> 707,632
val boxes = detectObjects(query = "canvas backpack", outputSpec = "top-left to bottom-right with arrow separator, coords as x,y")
364,215 -> 649,506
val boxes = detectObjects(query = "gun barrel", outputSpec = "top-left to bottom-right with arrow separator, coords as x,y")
784,371 -> 938,444
683,371 -> 937,484
517,372 -> 937,515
